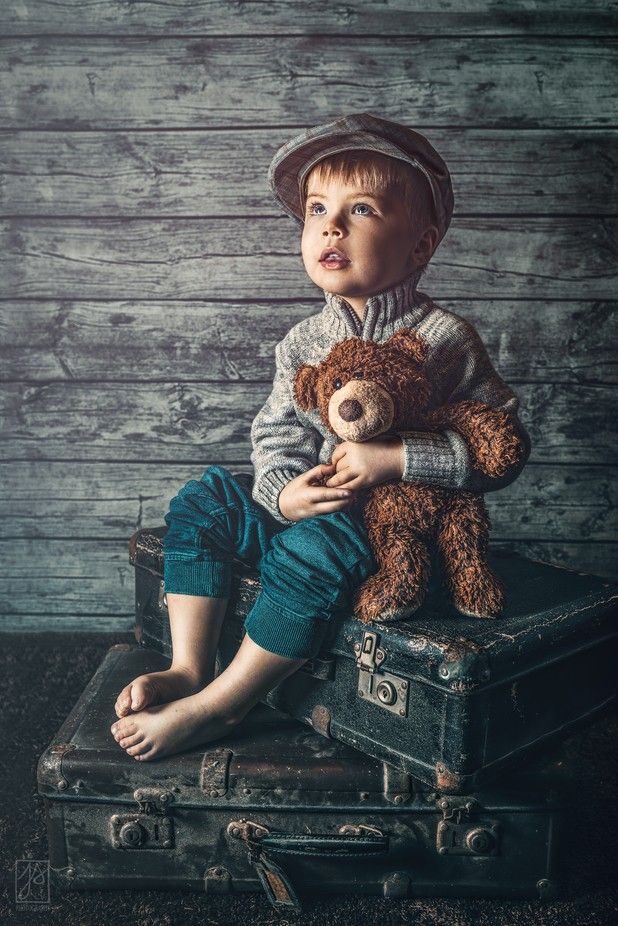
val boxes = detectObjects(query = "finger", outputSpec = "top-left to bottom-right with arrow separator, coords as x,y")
330,445 -> 345,464
309,497 -> 356,514
325,467 -> 355,488
325,474 -> 363,492
307,485 -> 355,503
302,462 -> 336,483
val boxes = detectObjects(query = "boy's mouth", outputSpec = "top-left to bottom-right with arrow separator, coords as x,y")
319,247 -> 351,269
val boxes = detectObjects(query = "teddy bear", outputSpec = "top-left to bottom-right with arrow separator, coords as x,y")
292,328 -> 527,624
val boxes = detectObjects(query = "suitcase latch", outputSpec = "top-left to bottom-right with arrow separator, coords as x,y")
436,796 -> 500,856
354,630 -> 385,673
134,786 -> 174,814
109,788 -> 175,850
354,631 -> 409,718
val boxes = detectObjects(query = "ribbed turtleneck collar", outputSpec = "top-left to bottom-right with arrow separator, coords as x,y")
323,265 -> 430,341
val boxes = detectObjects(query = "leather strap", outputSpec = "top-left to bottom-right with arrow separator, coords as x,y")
244,830 -> 389,911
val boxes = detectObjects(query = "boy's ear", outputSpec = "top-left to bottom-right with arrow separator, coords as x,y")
386,328 -> 430,365
293,364 -> 319,410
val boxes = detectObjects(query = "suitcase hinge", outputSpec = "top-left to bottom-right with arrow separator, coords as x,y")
436,796 -> 500,856
354,631 -> 409,718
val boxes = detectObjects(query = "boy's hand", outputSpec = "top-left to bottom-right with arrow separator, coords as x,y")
324,435 -> 405,490
278,463 -> 358,522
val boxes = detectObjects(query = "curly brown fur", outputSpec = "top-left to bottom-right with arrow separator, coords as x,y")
428,399 -> 526,478
435,492 -> 506,618
294,331 -> 432,434
293,330 -> 516,622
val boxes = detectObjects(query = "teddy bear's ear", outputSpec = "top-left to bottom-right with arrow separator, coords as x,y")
293,364 -> 320,410
387,328 -> 430,365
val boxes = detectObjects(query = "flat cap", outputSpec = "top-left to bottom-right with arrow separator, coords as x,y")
268,112 -> 454,247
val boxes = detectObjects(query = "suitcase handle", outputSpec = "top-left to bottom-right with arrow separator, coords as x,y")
259,831 -> 388,858
229,822 -> 388,911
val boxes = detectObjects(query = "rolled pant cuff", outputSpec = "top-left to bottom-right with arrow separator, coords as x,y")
163,558 -> 231,598
243,593 -> 329,660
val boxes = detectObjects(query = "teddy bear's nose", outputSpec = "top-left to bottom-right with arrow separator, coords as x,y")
338,398 -> 363,422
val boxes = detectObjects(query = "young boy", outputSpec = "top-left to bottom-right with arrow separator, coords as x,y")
110,113 -> 531,761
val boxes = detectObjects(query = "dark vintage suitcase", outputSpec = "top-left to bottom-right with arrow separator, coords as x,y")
38,643 -> 566,908
129,509 -> 618,795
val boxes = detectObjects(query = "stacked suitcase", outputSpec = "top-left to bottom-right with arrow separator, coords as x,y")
37,472 -> 618,910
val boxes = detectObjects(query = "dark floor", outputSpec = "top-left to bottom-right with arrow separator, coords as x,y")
1,631 -> 617,926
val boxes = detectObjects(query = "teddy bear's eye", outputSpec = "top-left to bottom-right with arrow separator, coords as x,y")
333,378 -> 342,390
353,370 -> 364,379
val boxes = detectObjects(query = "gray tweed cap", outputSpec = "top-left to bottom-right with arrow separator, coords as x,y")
268,112 -> 454,246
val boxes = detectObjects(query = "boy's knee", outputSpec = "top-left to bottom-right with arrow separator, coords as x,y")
262,510 -> 376,598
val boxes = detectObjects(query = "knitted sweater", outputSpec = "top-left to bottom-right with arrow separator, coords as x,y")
250,267 -> 531,525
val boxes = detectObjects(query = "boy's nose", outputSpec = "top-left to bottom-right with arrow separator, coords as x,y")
322,215 -> 346,233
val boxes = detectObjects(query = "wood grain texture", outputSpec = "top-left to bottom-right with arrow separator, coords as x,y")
1,37 -> 616,129
0,538 -> 614,628
1,129 -> 615,216
0,300 -> 615,384
0,380 -> 614,464
1,462 -> 614,542
1,8 -> 616,629
2,216 -> 616,300
2,1 -> 616,37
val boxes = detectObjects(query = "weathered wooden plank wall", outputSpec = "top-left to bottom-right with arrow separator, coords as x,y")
0,1 -> 616,631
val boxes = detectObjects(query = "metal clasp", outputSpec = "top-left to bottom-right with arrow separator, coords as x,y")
354,631 -> 409,718
227,819 -> 270,843
134,786 -> 173,815
436,796 -> 499,856
354,630 -> 385,673
108,788 -> 175,850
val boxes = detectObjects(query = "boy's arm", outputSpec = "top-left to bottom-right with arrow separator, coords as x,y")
250,340 -> 321,523
396,321 -> 532,493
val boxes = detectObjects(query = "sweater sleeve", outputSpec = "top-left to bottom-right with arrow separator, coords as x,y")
396,321 -> 532,493
250,339 -> 322,523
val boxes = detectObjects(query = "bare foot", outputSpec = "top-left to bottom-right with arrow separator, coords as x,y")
110,690 -> 236,761
113,666 -> 209,719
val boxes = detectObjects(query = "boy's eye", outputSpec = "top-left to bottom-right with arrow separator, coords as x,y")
307,202 -> 374,216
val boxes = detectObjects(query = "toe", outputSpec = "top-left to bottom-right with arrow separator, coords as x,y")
111,719 -> 136,741
115,689 -> 132,717
119,732 -> 143,748
135,745 -> 157,761
126,739 -> 151,756
130,679 -> 154,711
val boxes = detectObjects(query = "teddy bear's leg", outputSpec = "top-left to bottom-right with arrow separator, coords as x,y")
353,527 -> 432,624
435,493 -> 506,619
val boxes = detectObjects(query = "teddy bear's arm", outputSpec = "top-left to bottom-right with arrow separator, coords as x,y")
395,317 -> 531,492
426,400 -> 527,479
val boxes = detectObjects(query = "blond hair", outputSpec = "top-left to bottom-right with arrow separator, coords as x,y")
300,150 -> 437,267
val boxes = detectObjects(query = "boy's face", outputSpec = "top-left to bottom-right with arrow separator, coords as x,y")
300,170 -> 436,312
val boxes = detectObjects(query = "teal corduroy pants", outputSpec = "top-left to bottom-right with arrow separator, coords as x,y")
162,465 -> 378,659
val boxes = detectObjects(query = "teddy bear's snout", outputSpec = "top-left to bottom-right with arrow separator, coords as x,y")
338,398 -> 363,422
328,379 -> 395,441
